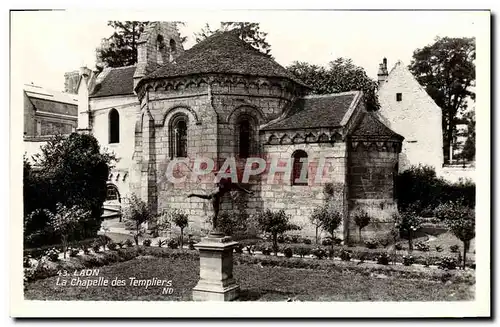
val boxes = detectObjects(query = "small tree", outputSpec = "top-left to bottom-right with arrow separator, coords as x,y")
171,211 -> 189,249
353,209 -> 371,243
123,194 -> 155,246
395,206 -> 422,253
435,202 -> 475,269
35,203 -> 91,258
257,209 -> 300,255
317,204 -> 343,251
309,208 -> 324,245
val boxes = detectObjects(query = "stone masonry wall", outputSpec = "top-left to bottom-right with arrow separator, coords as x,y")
347,145 -> 399,242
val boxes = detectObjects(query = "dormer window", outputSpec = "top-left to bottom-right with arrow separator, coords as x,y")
396,93 -> 402,102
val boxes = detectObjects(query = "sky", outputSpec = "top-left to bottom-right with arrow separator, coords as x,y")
11,10 -> 484,92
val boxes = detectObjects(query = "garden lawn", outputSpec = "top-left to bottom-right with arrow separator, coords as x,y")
25,254 -> 474,301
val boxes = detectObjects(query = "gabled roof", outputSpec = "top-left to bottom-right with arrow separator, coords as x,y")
90,66 -> 136,98
24,84 -> 78,105
261,91 -> 361,131
137,31 -> 308,89
350,111 -> 404,140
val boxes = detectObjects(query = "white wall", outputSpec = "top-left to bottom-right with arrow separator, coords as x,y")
378,61 -> 444,173
90,95 -> 140,199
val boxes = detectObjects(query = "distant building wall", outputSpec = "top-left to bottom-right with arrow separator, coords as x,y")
378,61 -> 444,174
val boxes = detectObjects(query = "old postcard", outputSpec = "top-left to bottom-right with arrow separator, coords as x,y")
10,8 -> 491,318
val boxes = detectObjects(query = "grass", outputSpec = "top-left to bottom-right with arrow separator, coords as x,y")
25,251 -> 474,302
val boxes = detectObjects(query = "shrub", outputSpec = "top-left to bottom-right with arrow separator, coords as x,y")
303,238 -> 312,245
402,255 -> 414,266
116,241 -> 124,249
45,248 -> 59,262
277,235 -> 285,243
91,242 -> 101,253
415,242 -> 430,252
283,247 -> 293,258
364,239 -> 378,249
450,244 -> 460,253
316,204 -> 343,251
234,244 -> 243,254
188,240 -> 196,250
438,257 -> 457,270
156,239 -> 166,248
68,247 -> 80,257
435,245 -> 443,252
167,239 -> 179,249
170,210 -> 189,248
339,249 -> 352,261
312,248 -> 327,259
395,243 -> 403,251
436,201 -> 475,269
23,134 -> 115,249
256,209 -> 300,255
123,194 -> 155,246
395,207 -> 422,252
296,246 -> 311,258
327,248 -> 335,259
290,235 -> 300,244
352,209 -> 372,243
142,239 -> 152,247
107,242 -> 118,251
124,239 -> 133,248
321,238 -> 332,246
377,252 -> 390,265
261,247 -> 272,255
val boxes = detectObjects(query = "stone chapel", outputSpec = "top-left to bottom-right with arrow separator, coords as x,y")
76,22 -> 404,242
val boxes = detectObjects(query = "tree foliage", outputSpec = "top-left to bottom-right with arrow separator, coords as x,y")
96,21 -> 187,70
316,204 -> 343,249
123,193 -> 155,246
435,201 -> 475,269
195,22 -> 272,57
395,206 -> 423,252
352,209 -> 372,242
287,58 -> 380,111
96,21 -> 150,69
24,133 -> 114,247
408,36 -> 475,161
257,209 -> 300,255
171,210 -> 189,248
460,110 -> 476,161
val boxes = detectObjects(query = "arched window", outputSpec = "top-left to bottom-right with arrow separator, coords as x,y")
106,183 -> 121,202
109,109 -> 119,144
291,150 -> 308,186
170,39 -> 176,52
238,118 -> 251,158
170,114 -> 188,158
157,35 -> 165,50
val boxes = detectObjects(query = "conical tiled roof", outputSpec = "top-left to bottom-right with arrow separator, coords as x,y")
136,30 -> 308,89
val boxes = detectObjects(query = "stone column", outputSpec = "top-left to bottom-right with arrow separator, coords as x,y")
192,235 -> 240,301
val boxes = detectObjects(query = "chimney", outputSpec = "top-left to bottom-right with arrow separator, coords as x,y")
64,70 -> 80,94
377,57 -> 389,86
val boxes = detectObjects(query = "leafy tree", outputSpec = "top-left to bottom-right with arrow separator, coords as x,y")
316,204 -> 343,250
461,110 -> 476,161
24,133 -> 114,247
287,58 -> 380,111
96,21 -> 150,69
309,208 -> 324,245
257,209 -> 300,255
40,204 -> 91,258
195,22 -> 272,57
352,209 -> 372,243
171,210 -> 189,248
395,206 -> 422,253
123,194 -> 155,246
435,201 -> 475,269
409,37 -> 475,162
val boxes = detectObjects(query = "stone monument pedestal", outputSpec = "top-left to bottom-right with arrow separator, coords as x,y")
192,233 -> 240,301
